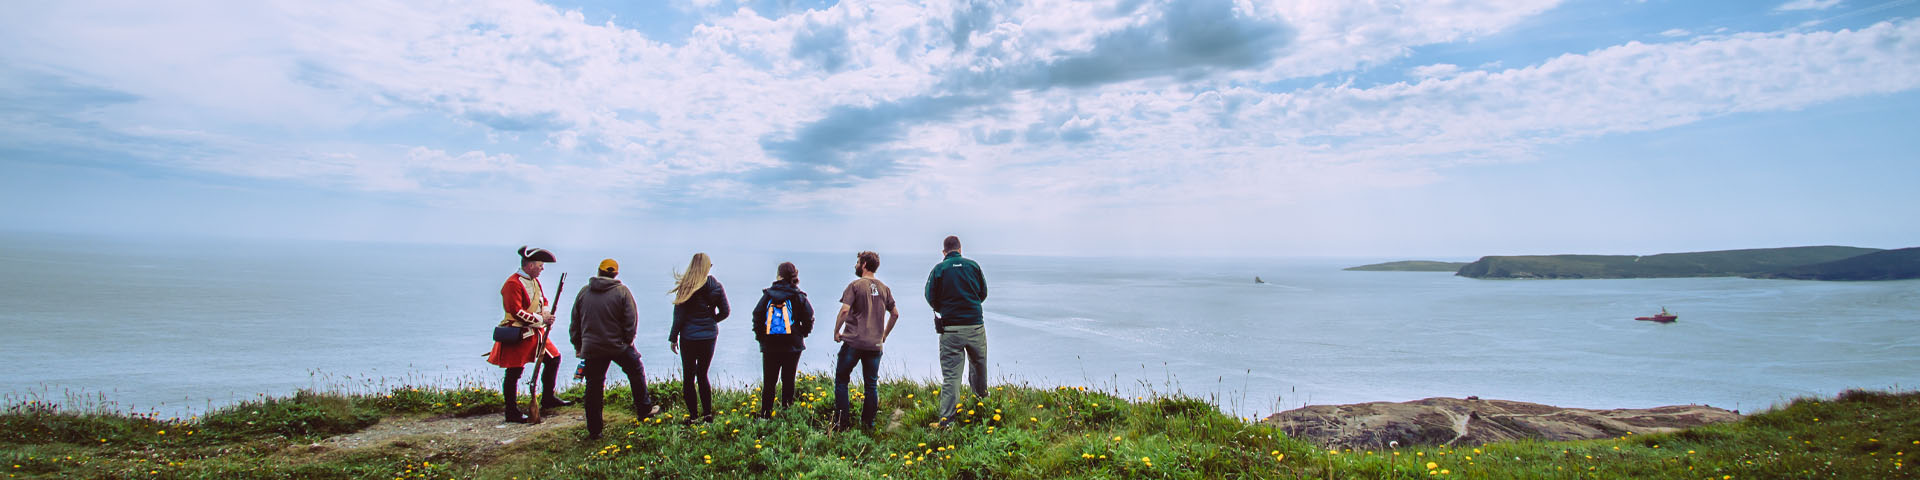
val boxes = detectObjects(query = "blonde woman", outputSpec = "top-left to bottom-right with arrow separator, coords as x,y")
668,252 -> 728,423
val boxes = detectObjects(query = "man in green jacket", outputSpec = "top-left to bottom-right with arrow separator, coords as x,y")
926,235 -> 988,427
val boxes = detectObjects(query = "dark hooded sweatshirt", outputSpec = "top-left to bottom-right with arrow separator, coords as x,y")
570,275 -> 638,360
751,280 -> 815,353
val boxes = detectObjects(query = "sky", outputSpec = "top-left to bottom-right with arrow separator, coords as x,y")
2,0 -> 1917,257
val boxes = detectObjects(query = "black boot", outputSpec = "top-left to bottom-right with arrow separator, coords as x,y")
503,369 -> 530,424
539,357 -> 573,408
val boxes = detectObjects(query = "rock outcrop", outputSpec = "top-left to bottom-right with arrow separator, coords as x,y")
1263,397 -> 1739,448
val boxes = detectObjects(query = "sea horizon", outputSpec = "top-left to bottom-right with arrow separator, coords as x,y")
6,230 -> 1914,420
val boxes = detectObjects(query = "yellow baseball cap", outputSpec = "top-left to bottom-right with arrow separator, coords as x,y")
598,258 -> 619,275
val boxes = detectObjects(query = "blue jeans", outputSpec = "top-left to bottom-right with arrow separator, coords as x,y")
832,344 -> 882,429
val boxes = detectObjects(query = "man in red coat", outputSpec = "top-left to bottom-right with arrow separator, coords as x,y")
489,246 -> 573,423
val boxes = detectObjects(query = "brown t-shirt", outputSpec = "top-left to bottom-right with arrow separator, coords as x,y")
838,277 -> 896,351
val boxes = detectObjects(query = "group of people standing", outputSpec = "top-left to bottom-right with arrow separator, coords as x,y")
487,236 -> 990,440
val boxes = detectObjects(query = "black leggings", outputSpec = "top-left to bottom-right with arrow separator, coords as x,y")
760,350 -> 800,415
680,338 -> 716,418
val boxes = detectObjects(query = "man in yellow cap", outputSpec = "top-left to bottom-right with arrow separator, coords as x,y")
571,258 -> 657,440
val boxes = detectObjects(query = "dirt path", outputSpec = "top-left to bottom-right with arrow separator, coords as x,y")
304,411 -> 587,458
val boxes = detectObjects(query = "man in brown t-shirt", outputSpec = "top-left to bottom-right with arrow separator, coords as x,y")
831,251 -> 899,430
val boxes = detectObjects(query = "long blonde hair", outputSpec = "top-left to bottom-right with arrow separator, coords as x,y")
670,252 -> 712,305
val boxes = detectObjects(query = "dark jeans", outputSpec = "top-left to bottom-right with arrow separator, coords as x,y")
832,344 -> 883,429
680,338 -> 716,418
584,346 -> 650,437
759,350 -> 801,416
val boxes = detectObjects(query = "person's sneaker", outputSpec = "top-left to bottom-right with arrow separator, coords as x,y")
540,396 -> 574,409
634,402 -> 660,422
586,432 -> 602,441
930,416 -> 954,429
504,410 -> 530,424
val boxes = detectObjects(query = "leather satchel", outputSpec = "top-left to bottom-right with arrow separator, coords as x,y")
493,325 -> 525,343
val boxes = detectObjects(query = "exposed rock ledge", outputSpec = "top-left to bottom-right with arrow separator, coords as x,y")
1262,397 -> 1740,448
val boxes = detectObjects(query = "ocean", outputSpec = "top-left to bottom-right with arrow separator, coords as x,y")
3,232 -> 1915,419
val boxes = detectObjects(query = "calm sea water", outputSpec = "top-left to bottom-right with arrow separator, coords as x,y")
3,232 -> 1915,418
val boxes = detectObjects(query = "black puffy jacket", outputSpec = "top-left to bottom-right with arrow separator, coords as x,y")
669,276 -> 728,343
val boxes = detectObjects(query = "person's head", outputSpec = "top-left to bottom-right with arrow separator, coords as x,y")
854,251 -> 880,277
943,235 -> 962,255
518,246 -> 556,278
776,261 -> 799,285
598,258 -> 620,279
671,253 -> 712,304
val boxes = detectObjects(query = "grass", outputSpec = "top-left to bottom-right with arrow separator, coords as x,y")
2,376 -> 1914,479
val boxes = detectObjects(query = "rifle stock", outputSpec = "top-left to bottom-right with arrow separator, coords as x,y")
526,272 -> 566,424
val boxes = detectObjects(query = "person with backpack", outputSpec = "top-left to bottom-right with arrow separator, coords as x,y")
570,259 -> 658,440
832,251 -> 899,431
668,252 -> 728,424
751,262 -> 815,419
926,235 -> 989,428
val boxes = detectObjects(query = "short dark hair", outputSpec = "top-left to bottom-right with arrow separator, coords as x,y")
777,262 -> 798,283
857,251 -> 880,274
943,235 -> 962,252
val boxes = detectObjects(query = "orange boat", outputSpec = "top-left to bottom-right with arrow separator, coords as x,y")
1636,307 -> 1677,323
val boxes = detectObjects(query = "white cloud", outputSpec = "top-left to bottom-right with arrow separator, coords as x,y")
4,0 -> 1919,252
1776,0 -> 1844,11
1409,63 -> 1462,78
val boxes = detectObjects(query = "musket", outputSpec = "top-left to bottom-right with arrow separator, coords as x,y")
526,272 -> 566,424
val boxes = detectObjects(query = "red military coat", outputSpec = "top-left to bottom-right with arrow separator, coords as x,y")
486,272 -> 562,367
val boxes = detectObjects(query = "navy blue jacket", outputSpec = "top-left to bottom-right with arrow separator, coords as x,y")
669,276 -> 728,342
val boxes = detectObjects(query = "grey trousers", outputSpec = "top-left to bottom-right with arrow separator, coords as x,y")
937,324 -> 990,419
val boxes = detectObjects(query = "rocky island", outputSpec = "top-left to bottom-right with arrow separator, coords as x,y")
1265,397 -> 1739,448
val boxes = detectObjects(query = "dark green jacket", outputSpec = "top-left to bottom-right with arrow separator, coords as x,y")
925,252 -> 987,327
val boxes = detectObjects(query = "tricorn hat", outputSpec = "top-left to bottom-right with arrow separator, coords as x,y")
518,246 -> 556,263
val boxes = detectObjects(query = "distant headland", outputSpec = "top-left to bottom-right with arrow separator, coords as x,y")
1343,261 -> 1470,272
1345,246 -> 1920,281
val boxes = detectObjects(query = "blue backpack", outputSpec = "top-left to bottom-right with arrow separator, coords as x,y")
767,300 -> 793,335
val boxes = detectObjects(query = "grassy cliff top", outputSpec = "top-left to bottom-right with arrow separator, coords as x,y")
1455,246 -> 1885,279
3,375 -> 1914,479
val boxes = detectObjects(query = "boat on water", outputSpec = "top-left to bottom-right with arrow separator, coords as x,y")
1636,307 -> 1677,323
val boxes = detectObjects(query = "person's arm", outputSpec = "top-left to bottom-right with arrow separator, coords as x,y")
834,303 -> 850,343
752,292 -> 770,343
619,286 -> 637,348
882,296 -> 900,339
975,263 -> 987,302
570,290 -> 585,353
709,278 -> 730,322
669,301 -> 687,343
795,294 -> 815,337
925,266 -> 940,310
503,280 -> 541,326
